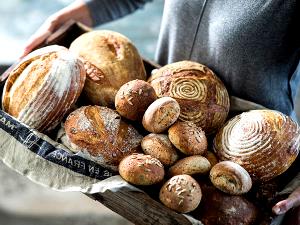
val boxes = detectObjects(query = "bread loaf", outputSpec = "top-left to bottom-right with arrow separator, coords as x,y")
148,61 -> 230,134
195,185 -> 258,225
159,174 -> 202,213
142,97 -> 180,133
64,106 -> 143,171
209,161 -> 252,195
213,110 -> 300,182
2,45 -> 86,132
203,151 -> 219,167
119,153 -> 165,185
168,121 -> 207,155
115,79 -> 157,121
69,30 -> 146,107
141,133 -> 179,166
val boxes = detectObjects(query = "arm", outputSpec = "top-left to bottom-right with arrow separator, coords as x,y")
21,0 -> 151,57
272,186 -> 300,215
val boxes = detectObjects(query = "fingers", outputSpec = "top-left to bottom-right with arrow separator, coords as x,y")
272,199 -> 294,215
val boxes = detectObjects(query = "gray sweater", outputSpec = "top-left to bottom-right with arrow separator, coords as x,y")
84,0 -> 300,119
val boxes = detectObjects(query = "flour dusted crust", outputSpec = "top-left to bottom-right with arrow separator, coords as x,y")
64,106 -> 143,171
2,45 -> 86,132
213,109 -> 300,182
148,60 -> 230,134
69,30 -> 147,107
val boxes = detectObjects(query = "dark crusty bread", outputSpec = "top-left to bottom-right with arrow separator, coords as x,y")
64,105 -> 143,171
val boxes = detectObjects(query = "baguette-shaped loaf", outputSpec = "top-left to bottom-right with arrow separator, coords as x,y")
2,45 -> 86,132
64,106 -> 143,171
213,110 -> 300,182
69,30 -> 146,107
148,61 -> 230,134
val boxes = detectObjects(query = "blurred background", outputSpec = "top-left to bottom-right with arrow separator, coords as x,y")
0,0 -> 163,225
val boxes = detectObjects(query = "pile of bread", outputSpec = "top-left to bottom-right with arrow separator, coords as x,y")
2,30 -> 300,225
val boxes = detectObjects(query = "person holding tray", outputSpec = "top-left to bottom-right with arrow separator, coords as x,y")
21,0 -> 300,223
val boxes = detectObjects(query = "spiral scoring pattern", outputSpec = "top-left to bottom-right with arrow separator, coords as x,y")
214,110 -> 300,182
148,61 -> 230,134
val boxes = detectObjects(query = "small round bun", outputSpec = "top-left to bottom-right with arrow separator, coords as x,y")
168,156 -> 211,177
159,174 -> 202,213
141,133 -> 179,166
119,153 -> 165,185
168,121 -> 207,155
115,79 -> 157,121
209,161 -> 252,195
142,97 -> 180,133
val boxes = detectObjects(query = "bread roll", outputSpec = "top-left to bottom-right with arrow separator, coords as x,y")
142,97 -> 180,133
64,106 -> 143,171
195,185 -> 258,225
168,121 -> 207,155
213,110 -> 300,182
203,151 -> 219,167
2,45 -> 86,132
119,153 -> 164,185
141,133 -> 179,166
168,156 -> 211,177
209,161 -> 252,195
69,30 -> 146,107
159,174 -> 202,213
115,79 -> 157,121
148,61 -> 230,134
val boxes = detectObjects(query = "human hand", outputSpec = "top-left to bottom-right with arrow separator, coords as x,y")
20,0 -> 92,58
272,186 -> 300,215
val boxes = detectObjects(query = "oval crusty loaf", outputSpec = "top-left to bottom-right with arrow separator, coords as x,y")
64,106 -> 143,171
119,153 -> 165,185
69,30 -> 146,108
142,96 -> 180,133
209,161 -> 252,195
168,121 -> 207,155
115,79 -> 157,121
141,133 -> 179,166
159,174 -> 202,213
213,109 -> 300,182
2,45 -> 86,132
168,155 -> 211,177
148,60 -> 230,134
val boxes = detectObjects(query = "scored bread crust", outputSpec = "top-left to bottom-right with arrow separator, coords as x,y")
2,45 -> 86,132
64,106 -> 143,171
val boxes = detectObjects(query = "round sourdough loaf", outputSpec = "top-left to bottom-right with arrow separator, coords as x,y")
64,106 -> 143,171
148,61 -> 230,134
115,79 -> 157,121
2,45 -> 86,132
69,30 -> 146,107
213,110 -> 300,182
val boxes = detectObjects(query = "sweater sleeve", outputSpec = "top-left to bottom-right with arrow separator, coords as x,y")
83,0 -> 152,27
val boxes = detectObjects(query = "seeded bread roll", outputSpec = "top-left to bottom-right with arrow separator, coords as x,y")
115,79 -> 157,121
168,155 -> 211,177
142,96 -> 180,133
159,174 -> 202,213
2,45 -> 86,132
168,121 -> 207,155
210,161 -> 252,195
69,30 -> 146,107
141,133 -> 179,166
64,106 -> 143,171
119,153 -> 165,185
